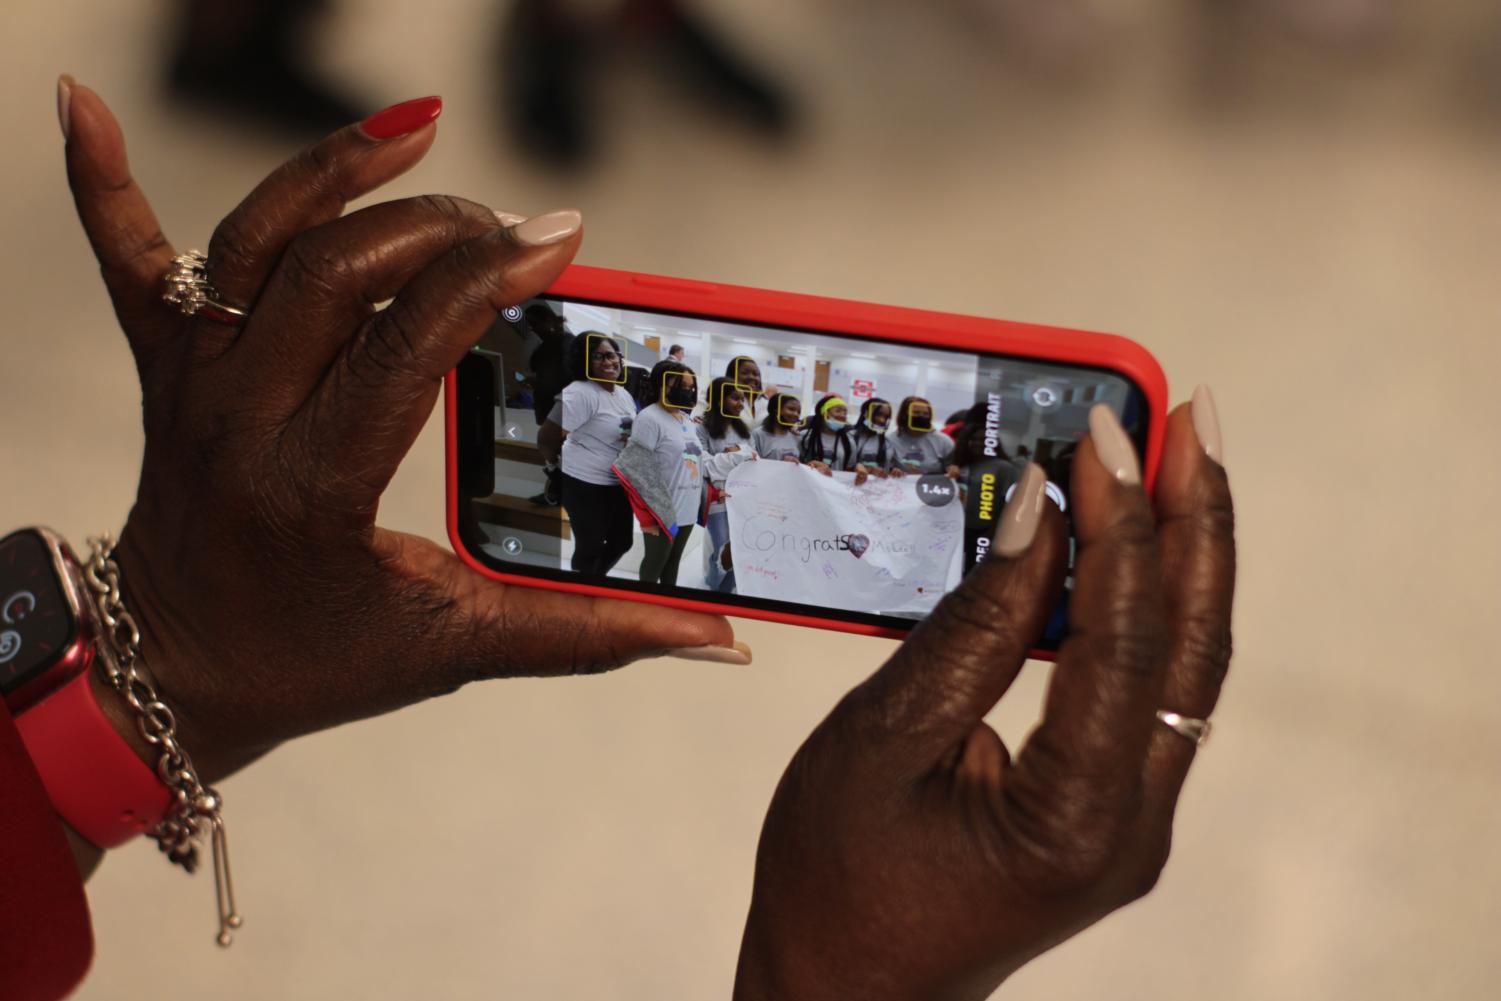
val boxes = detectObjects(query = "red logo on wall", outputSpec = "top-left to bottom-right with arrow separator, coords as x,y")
851,379 -> 875,399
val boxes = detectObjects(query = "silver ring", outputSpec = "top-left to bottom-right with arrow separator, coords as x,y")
1155,710 -> 1211,747
162,250 -> 248,324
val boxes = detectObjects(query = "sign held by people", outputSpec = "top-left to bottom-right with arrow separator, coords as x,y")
724,461 -> 963,617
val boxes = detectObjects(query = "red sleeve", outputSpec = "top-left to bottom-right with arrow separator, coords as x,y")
612,464 -> 671,533
0,699 -> 93,1000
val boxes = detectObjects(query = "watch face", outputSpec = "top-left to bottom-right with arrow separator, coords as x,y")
0,531 -> 79,696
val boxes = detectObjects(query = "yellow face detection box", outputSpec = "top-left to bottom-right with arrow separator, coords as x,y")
585,332 -> 626,385
661,370 -> 698,410
906,402 -> 934,433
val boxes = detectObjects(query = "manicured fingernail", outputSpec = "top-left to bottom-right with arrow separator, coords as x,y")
494,210 -> 527,226
667,641 -> 753,665
992,463 -> 1047,558
1088,404 -> 1141,486
511,208 -> 582,246
1191,383 -> 1224,466
359,95 -> 443,140
57,74 -> 74,139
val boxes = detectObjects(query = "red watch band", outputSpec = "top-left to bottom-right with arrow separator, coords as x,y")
16,669 -> 172,849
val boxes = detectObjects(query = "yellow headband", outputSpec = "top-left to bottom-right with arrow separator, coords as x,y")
820,397 -> 848,418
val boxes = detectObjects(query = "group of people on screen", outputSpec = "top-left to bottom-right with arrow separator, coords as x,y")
529,319 -> 975,595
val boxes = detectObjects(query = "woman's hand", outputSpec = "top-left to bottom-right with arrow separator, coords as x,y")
735,400 -> 1234,1001
807,461 -> 833,477
642,525 -> 662,537
946,463 -> 962,479
61,84 -> 742,782
853,464 -> 870,486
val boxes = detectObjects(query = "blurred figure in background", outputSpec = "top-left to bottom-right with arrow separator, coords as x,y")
167,0 -> 370,133
501,0 -> 793,165
527,305 -> 576,425
167,0 -> 794,158
526,305 -> 576,507
950,0 -> 1401,88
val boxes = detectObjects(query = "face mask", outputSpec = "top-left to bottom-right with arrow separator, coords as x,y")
869,420 -> 889,432
666,383 -> 697,408
825,418 -> 848,432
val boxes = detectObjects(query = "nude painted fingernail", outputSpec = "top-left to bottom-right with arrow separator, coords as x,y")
667,641 -> 753,665
494,210 -> 527,226
511,208 -> 581,246
992,463 -> 1047,557
57,74 -> 74,139
1191,383 -> 1224,466
1089,404 -> 1141,486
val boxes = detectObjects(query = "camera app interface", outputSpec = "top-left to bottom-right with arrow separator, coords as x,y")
458,297 -> 1147,644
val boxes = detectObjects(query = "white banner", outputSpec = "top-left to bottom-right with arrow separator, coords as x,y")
724,460 -> 964,617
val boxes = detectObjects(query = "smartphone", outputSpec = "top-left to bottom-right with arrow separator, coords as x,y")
445,265 -> 1166,655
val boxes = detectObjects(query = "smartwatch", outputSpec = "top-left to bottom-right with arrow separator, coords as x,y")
1,528 -> 171,848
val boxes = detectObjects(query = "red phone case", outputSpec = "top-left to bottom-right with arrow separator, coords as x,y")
445,265 -> 1168,645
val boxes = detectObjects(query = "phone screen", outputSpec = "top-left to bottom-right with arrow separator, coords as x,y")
455,295 -> 1148,649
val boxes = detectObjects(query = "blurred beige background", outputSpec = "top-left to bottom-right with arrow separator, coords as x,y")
3,0 -> 1500,998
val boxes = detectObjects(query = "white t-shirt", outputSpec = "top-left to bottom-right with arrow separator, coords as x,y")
750,426 -> 800,462
798,429 -> 851,468
558,380 -> 637,486
696,422 -> 752,456
891,430 -> 955,475
630,405 -> 703,526
846,428 -> 892,469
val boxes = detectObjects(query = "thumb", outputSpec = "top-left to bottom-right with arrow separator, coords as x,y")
60,76 -> 176,352
843,464 -> 1068,774
376,531 -> 747,684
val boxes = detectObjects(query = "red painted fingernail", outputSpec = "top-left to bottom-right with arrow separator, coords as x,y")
359,96 -> 443,140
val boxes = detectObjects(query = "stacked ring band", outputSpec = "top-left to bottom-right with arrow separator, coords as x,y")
162,251 -> 249,324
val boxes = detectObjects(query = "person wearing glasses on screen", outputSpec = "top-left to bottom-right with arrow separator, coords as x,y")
749,393 -> 803,463
892,396 -> 962,479
797,395 -> 857,475
555,333 -> 638,575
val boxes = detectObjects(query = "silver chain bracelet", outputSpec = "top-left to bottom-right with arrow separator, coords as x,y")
82,534 -> 242,946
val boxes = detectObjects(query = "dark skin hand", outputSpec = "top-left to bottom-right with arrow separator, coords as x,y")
60,85 -> 742,815
734,402 -> 1234,1000
56,82 -> 1231,994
